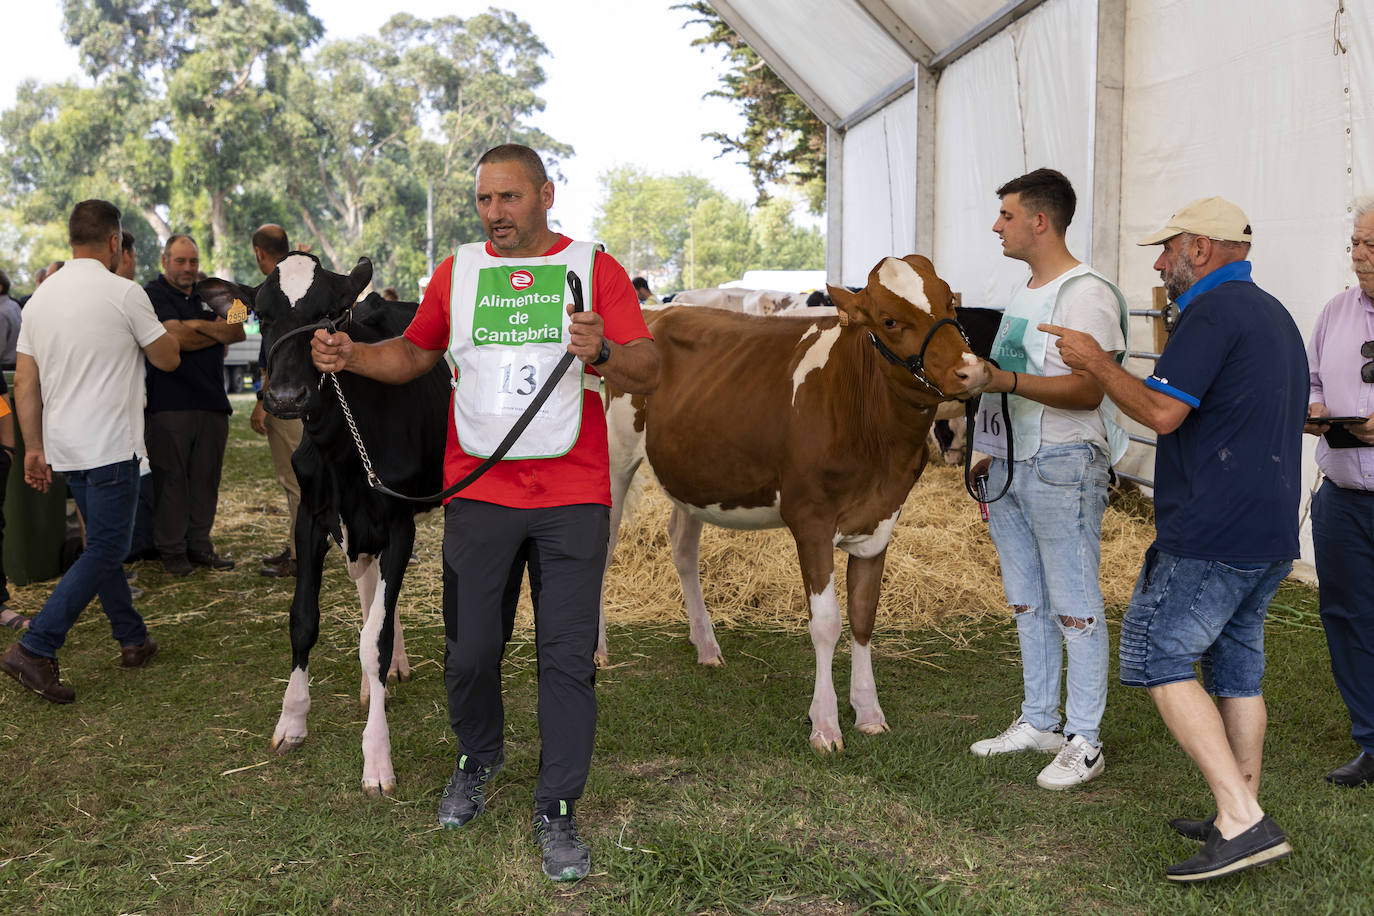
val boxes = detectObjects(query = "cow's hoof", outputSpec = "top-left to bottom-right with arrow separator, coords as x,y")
387,668 -> 412,684
271,735 -> 306,755
809,730 -> 844,754
594,650 -> 609,668
698,654 -> 725,668
360,778 -> 396,798
856,720 -> 890,736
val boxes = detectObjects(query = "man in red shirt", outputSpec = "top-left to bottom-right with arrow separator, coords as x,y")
311,143 -> 658,882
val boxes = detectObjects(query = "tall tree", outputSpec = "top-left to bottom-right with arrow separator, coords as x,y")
593,170 -> 822,291
273,11 -> 569,293
592,166 -> 717,279
675,1 -> 827,214
57,0 -> 324,278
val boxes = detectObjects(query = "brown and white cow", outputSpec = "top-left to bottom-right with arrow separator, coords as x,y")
601,255 -> 989,752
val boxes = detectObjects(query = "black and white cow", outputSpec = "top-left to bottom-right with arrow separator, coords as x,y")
249,253 -> 449,796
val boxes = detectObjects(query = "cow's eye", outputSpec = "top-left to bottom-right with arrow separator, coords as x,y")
883,318 -> 898,330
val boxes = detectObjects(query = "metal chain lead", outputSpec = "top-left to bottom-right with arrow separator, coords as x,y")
329,372 -> 380,489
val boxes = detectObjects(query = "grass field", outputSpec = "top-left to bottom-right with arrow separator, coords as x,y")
1,395 -> 1370,915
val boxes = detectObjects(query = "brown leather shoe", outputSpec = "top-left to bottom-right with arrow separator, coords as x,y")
0,642 -> 76,703
260,557 -> 297,578
260,546 -> 292,566
120,636 -> 159,668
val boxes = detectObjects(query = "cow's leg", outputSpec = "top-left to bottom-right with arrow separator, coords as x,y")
598,393 -> 644,666
794,534 -> 842,752
270,507 -> 330,755
668,506 -> 722,666
346,553 -> 381,707
846,549 -> 890,736
355,519 -> 416,798
388,600 -> 411,685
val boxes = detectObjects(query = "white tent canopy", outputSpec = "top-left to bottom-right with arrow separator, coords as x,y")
707,0 -> 1374,570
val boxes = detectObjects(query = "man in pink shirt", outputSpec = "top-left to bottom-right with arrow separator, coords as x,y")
1304,192 -> 1374,787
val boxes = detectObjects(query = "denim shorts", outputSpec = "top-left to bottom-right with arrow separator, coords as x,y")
1118,547 -> 1291,696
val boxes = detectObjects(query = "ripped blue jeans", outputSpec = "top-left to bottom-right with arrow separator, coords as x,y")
987,443 -> 1110,745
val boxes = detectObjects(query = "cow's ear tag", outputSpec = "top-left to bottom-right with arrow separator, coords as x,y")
227,299 -> 248,324
837,310 -> 850,326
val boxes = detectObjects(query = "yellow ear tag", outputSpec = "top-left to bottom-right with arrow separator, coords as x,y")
837,310 -> 850,326
226,299 -> 248,324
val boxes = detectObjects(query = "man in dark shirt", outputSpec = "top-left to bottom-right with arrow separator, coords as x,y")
1045,197 -> 1306,883
143,234 -> 244,576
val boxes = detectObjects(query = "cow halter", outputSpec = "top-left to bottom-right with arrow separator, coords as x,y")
867,316 -> 970,398
263,303 -> 356,379
865,314 -> 1016,505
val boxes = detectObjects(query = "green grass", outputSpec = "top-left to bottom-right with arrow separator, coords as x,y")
1,395 -> 1370,914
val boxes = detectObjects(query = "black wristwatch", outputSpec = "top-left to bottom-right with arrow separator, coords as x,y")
591,340 -> 611,366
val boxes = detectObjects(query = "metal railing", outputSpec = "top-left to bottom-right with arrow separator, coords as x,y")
1118,293 -> 1176,490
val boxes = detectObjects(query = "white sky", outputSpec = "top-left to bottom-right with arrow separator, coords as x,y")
2,0 -> 759,241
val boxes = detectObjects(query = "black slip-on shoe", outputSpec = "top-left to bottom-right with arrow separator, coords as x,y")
1168,813 -> 1216,842
1166,815 -> 1291,882
1325,751 -> 1374,787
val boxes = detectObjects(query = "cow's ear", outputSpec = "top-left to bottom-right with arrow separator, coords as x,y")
827,284 -> 858,327
347,258 -> 373,301
198,278 -> 258,322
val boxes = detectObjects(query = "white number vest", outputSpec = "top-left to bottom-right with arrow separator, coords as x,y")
972,264 -> 1131,464
448,240 -> 596,459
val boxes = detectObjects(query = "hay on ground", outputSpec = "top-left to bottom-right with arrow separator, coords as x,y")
602,464 -> 1157,634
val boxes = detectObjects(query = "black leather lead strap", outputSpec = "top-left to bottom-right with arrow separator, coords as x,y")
963,356 -> 1014,505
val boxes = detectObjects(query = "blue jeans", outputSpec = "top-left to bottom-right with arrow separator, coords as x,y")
1118,547 -> 1290,695
21,458 -> 147,658
988,443 -> 1110,744
1311,480 -> 1374,753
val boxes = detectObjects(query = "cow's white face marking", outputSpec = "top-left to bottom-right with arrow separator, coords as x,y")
877,258 -> 932,315
278,255 -> 318,308
834,506 -> 902,558
792,324 -> 842,404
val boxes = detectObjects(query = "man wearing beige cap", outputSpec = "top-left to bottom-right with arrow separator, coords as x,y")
1042,196 -> 1307,882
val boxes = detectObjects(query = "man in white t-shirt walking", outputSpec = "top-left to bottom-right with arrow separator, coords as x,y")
968,169 -> 1129,789
0,199 -> 180,704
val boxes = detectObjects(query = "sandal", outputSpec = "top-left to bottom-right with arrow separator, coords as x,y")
0,608 -> 30,631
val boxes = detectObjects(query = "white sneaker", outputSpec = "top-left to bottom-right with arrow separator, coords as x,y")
1036,734 -> 1105,789
970,715 -> 1065,757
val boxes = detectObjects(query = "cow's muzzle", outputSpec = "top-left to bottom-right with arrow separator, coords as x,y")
264,382 -> 313,420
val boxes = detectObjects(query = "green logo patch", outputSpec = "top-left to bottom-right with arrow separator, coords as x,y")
990,316 -> 1030,373
472,264 -> 566,346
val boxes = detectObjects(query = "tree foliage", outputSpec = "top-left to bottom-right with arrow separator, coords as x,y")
0,2 -> 566,293
593,168 -> 823,292
675,1 -> 827,215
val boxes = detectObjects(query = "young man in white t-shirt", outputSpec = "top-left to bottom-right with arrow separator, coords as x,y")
967,169 -> 1129,789
0,200 -> 180,704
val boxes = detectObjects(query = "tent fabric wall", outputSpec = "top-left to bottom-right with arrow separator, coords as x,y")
838,90 -> 919,286
931,0 -> 1099,311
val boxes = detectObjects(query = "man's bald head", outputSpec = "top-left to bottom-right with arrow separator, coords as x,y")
252,224 -> 291,276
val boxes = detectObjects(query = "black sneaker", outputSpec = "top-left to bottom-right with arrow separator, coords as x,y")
533,805 -> 590,882
1165,815 -> 1292,882
437,751 -> 503,828
1168,813 -> 1216,842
